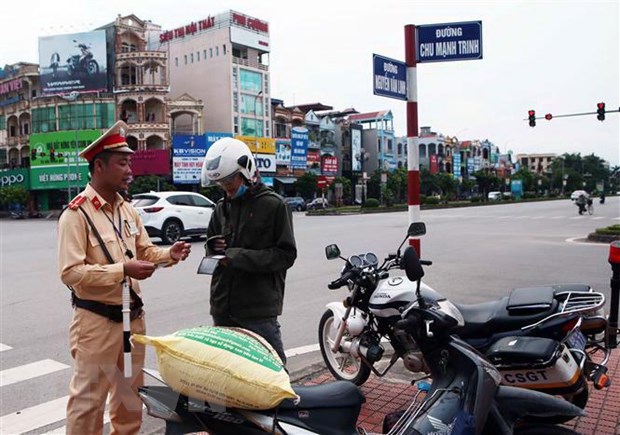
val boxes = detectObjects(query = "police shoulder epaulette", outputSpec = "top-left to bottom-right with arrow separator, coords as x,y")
68,195 -> 87,210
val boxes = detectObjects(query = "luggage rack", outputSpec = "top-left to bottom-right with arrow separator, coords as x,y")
522,291 -> 605,331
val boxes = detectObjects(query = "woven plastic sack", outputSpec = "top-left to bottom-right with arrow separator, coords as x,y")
133,326 -> 297,409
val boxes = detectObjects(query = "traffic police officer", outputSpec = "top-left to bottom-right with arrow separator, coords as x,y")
58,120 -> 191,435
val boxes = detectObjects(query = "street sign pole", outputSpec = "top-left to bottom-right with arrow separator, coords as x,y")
405,24 -> 421,256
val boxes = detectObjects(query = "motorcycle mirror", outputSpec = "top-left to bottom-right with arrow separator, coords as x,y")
396,222 -> 426,258
407,222 -> 426,237
402,246 -> 425,282
325,244 -> 341,260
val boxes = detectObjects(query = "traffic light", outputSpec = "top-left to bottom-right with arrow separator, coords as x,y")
528,110 -> 536,127
545,113 -> 553,121
597,102 -> 605,121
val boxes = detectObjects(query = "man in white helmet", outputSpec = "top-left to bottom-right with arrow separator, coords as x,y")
201,137 -> 297,363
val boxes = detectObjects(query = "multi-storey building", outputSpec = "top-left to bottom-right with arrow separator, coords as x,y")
161,10 -> 271,138
515,153 -> 557,174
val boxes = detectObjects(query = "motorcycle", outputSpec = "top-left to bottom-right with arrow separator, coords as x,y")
49,40 -> 99,78
319,222 -> 609,419
138,246 -> 583,434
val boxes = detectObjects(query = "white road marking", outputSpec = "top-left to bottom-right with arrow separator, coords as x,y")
0,359 -> 69,387
0,396 -> 69,435
0,343 -> 12,352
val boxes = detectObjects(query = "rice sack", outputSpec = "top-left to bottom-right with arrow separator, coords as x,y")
133,326 -> 297,409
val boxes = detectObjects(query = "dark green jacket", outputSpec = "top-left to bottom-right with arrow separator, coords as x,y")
206,184 -> 297,319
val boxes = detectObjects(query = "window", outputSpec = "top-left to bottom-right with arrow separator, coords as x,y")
167,195 -> 193,206
191,195 -> 214,208
190,53 -> 194,63
204,49 -> 207,59
240,94 -> 262,115
196,51 -> 200,61
175,57 -> 178,67
59,104 -> 96,130
184,55 -> 188,65
223,45 -> 227,55
241,117 -> 263,137
232,67 -> 238,90
210,48 -> 213,58
32,107 -> 57,133
233,116 -> 239,134
216,47 -> 219,56
96,103 -> 115,129
233,93 -> 238,113
239,69 -> 261,93
0,116 -> 5,131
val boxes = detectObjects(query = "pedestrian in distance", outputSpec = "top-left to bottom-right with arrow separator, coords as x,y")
57,120 -> 191,435
201,137 -> 297,364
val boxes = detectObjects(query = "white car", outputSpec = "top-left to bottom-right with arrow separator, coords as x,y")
132,191 -> 215,244
487,191 -> 502,201
570,190 -> 588,201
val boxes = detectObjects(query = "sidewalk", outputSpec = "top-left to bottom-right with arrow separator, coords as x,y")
297,347 -> 620,434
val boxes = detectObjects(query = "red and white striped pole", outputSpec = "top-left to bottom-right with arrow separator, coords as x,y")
405,24 -> 421,255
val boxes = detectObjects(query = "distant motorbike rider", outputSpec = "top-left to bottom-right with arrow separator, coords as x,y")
600,191 -> 606,204
575,193 -> 588,214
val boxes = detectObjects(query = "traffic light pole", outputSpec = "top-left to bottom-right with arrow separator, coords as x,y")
405,24 -> 421,256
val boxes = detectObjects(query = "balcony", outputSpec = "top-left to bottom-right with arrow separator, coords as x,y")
116,51 -> 167,62
232,57 -> 269,71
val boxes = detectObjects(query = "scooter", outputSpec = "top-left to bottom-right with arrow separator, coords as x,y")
138,242 -> 583,434
319,223 -> 609,419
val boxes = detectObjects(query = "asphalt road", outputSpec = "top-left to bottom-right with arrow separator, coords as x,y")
0,196 -> 618,433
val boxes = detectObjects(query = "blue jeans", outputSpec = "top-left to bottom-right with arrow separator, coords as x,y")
212,315 -> 286,365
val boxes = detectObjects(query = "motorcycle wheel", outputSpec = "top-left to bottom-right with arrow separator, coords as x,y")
318,310 -> 371,385
87,60 -> 99,75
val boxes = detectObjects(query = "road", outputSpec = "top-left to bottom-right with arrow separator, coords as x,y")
0,196 -> 618,433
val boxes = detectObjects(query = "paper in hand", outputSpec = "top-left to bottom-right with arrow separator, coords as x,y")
197,255 -> 225,275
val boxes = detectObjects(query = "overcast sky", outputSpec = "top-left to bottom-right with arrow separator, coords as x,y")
3,0 -> 619,165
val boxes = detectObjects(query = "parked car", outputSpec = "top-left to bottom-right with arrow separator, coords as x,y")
570,190 -> 589,201
306,197 -> 333,210
132,191 -> 215,244
283,196 -> 306,211
487,191 -> 502,201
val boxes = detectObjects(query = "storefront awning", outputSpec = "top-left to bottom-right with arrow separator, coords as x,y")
274,177 -> 297,184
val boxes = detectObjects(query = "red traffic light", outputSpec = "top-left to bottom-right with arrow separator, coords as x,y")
545,113 -> 553,121
597,102 -> 605,110
597,102 -> 605,121
528,110 -> 536,127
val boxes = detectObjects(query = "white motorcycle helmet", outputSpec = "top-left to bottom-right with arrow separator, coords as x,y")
201,138 -> 256,187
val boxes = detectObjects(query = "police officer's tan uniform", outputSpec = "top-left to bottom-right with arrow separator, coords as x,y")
58,121 -> 175,435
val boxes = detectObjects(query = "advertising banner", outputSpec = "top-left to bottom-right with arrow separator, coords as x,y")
430,154 -> 439,174
467,157 -> 475,175
235,136 -> 276,154
351,127 -> 362,172
0,168 -> 29,188
39,30 -> 108,96
275,139 -> 291,165
255,153 -> 276,174
29,130 -> 100,190
307,150 -> 321,172
172,134 -> 207,184
290,127 -> 308,169
131,149 -> 170,176
321,156 -> 338,175
452,153 -> 462,179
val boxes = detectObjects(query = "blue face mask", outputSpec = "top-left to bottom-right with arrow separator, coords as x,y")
233,184 -> 247,199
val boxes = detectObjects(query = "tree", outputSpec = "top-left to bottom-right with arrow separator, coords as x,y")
472,170 -> 500,200
328,176 -> 352,204
0,186 -> 29,210
294,172 -> 318,199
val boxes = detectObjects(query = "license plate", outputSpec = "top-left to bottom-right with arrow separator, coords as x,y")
567,329 -> 587,351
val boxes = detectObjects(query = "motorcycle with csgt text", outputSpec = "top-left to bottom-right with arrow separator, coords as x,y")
319,222 -> 610,422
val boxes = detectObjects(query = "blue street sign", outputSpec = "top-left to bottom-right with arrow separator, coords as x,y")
416,21 -> 483,63
373,54 -> 407,101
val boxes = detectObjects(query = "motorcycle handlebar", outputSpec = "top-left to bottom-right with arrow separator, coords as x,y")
328,270 -> 357,290
420,260 -> 433,266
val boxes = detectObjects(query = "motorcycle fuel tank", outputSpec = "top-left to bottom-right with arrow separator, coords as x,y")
369,277 -> 444,318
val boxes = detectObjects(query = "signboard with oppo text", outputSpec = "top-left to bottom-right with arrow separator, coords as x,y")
0,168 -> 29,188
373,54 -> 407,101
29,130 -> 101,190
416,21 -> 482,63
235,135 -> 276,154
38,30 -> 108,96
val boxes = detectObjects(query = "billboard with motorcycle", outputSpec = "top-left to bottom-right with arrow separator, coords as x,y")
38,30 -> 108,96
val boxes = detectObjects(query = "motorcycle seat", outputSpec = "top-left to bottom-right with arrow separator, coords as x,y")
454,295 -> 559,339
280,380 -> 365,410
